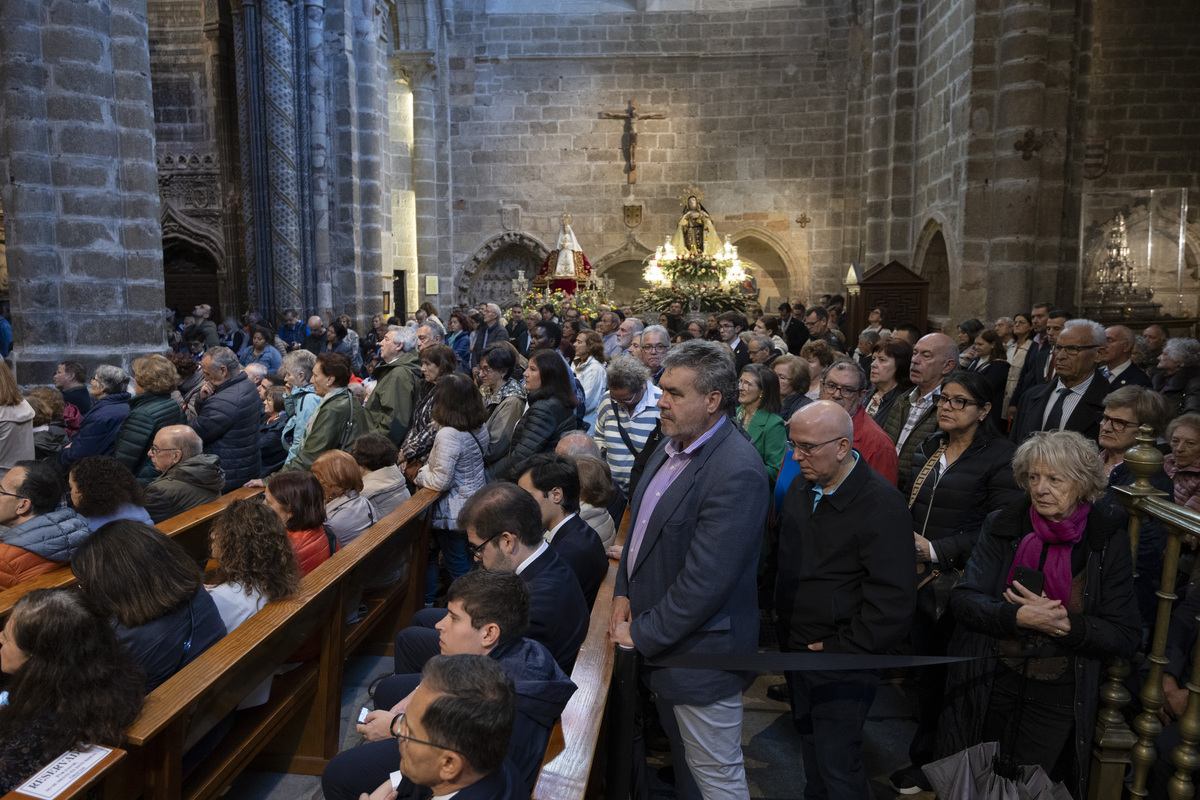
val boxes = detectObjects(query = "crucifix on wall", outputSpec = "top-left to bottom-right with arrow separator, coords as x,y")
599,99 -> 666,184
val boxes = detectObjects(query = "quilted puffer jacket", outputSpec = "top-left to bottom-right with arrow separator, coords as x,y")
0,509 -> 91,589
58,392 -> 131,470
288,526 -> 333,576
190,372 -> 262,491
416,425 -> 490,529
113,391 -> 185,481
492,397 -> 578,481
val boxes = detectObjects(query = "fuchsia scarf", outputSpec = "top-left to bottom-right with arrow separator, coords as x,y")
1006,503 -> 1091,603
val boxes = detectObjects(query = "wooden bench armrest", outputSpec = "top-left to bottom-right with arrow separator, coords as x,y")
157,487 -> 264,536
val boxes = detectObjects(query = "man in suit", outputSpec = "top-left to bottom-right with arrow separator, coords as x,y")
882,332 -> 958,491
1102,325 -> 1153,389
776,401 -> 915,800
517,454 -> 608,609
804,305 -> 847,353
610,340 -> 769,800
393,482 -> 589,677
716,310 -> 752,371
1008,302 -> 1056,417
778,302 -> 809,355
1011,318 -> 1111,444
356,655 -> 528,800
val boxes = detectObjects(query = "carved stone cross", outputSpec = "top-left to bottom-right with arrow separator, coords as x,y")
796,213 -> 811,229
599,99 -> 667,184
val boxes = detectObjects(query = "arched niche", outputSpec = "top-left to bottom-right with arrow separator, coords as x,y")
592,238 -> 654,308
729,230 -> 792,312
914,220 -> 951,323
457,232 -> 549,308
163,238 -> 222,321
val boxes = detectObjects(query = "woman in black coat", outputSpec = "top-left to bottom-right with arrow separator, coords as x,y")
938,430 -> 1140,800
1154,337 -> 1200,417
866,337 -> 913,425
492,349 -> 579,481
890,371 -> 1022,793
966,330 -> 1010,431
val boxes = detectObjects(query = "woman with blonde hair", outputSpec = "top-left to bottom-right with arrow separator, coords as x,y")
0,360 -> 34,478
573,329 -> 608,431
113,354 -> 184,481
23,387 -> 66,462
312,449 -> 379,548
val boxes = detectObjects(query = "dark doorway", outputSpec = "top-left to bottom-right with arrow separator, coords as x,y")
393,271 -> 407,320
163,240 -> 221,325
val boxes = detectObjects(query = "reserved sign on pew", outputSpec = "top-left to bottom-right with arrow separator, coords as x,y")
15,746 -> 116,799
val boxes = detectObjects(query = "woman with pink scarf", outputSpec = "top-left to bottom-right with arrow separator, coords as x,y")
936,430 -> 1141,800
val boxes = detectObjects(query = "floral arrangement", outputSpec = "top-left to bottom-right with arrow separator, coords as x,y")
658,253 -> 731,284
521,287 -> 611,320
637,285 -> 747,313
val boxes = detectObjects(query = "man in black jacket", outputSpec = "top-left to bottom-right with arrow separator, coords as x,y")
189,347 -> 262,491
517,454 -> 608,609
470,303 -> 510,369
1010,319 -> 1111,445
776,401 -> 915,800
778,302 -> 808,355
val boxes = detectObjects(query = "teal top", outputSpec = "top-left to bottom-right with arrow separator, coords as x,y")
738,405 -> 787,483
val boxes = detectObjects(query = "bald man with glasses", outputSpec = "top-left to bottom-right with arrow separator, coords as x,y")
817,361 -> 898,486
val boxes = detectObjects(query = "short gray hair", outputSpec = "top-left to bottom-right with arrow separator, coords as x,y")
1163,338 -> 1200,368
93,365 -> 130,395
605,355 -> 651,394
282,349 -> 317,381
1062,318 -> 1106,347
204,346 -> 242,375
390,326 -> 419,352
621,318 -> 645,335
483,303 -> 501,317
995,316 -> 1014,328
419,319 -> 445,340
824,360 -> 870,393
661,339 -> 738,413
1012,430 -> 1108,504
748,333 -> 773,352
641,325 -> 670,345
558,432 -> 602,458
244,363 -> 267,382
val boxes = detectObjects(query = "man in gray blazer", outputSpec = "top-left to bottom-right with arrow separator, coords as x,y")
610,340 -> 769,800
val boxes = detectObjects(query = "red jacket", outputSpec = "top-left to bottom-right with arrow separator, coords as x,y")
288,527 -> 333,576
852,406 -> 899,488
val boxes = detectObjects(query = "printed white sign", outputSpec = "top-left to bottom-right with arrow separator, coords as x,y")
16,746 -> 112,799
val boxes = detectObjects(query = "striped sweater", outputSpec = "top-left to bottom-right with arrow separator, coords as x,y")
594,381 -> 663,490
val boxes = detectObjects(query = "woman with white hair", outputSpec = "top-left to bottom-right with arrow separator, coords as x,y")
1153,337 -> 1200,416
940,430 -> 1140,800
58,365 -> 132,470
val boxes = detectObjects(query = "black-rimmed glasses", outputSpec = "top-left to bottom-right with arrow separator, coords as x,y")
1051,344 -> 1100,356
467,532 -> 504,561
394,714 -> 467,755
148,445 -> 181,455
1100,414 -> 1137,432
0,489 -> 24,500
820,381 -> 863,398
934,395 -> 982,411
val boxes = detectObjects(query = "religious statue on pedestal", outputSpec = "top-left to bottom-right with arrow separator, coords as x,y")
671,190 -> 721,256
534,213 -> 592,293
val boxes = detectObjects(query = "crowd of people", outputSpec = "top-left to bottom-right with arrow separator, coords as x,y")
0,291 -> 1198,800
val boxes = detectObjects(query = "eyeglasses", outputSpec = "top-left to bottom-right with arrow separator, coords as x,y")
1052,344 -> 1100,356
737,380 -> 760,390
467,532 -> 504,561
804,320 -> 820,328
477,364 -> 494,374
394,714 -> 466,755
934,395 -> 982,411
718,323 -> 736,331
820,381 -> 862,398
788,437 -> 845,456
0,489 -> 25,500
643,344 -> 670,353
148,445 -> 181,454
1100,414 -> 1137,432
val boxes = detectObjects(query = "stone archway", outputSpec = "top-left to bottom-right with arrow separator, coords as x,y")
592,237 -> 654,308
163,238 -> 222,322
729,229 -> 792,312
914,220 -> 951,324
457,232 -> 549,308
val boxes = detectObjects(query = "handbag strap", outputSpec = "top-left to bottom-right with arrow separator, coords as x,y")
610,400 -> 642,457
907,439 -> 949,509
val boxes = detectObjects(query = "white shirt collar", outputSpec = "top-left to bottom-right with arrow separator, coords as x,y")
545,513 -> 577,544
515,541 -> 550,575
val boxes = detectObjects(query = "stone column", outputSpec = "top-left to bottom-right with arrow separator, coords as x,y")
396,56 -> 437,318
0,0 -> 166,383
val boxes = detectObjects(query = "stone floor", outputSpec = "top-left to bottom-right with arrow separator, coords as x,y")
226,657 -> 932,800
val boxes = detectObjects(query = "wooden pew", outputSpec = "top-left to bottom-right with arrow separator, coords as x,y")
1,487 -> 438,800
3,747 -> 127,800
533,518 -> 628,800
0,487 -> 263,626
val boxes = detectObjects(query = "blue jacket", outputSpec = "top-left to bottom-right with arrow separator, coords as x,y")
59,392 -> 131,470
190,372 -> 262,491
615,418 -> 769,706
520,545 -> 589,675
279,321 -> 309,350
492,637 -> 577,790
115,587 -> 227,692
238,344 -> 283,374
447,331 -> 471,373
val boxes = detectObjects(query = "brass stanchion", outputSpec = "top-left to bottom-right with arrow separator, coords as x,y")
1167,628 -> 1200,800
1091,656 -> 1138,800
1123,426 -> 1173,797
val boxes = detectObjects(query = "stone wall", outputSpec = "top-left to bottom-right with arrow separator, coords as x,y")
0,0 -> 166,384
434,2 -> 859,312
